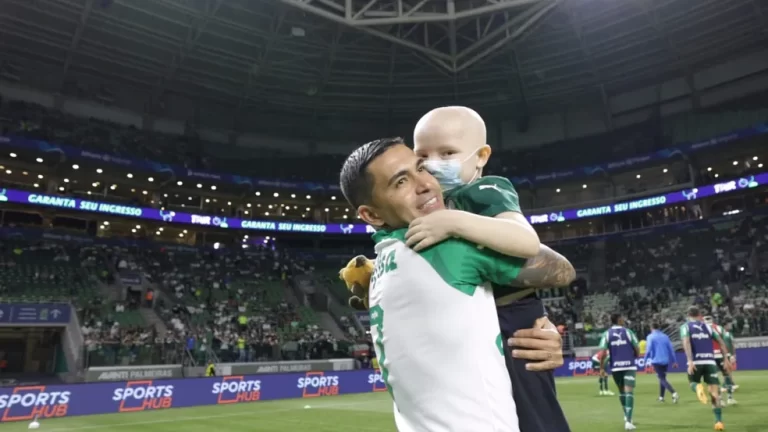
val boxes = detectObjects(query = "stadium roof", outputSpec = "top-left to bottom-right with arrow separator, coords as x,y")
1,0 -> 766,126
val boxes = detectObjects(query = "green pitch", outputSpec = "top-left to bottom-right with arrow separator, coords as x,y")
5,371 -> 766,432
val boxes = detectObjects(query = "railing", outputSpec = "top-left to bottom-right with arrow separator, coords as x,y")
83,342 -> 184,368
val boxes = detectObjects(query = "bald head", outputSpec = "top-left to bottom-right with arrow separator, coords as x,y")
414,106 -> 486,149
413,106 -> 491,183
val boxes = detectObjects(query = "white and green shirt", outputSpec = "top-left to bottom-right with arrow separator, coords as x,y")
368,228 -> 525,432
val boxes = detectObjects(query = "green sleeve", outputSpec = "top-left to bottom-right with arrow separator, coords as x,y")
679,324 -> 689,339
419,238 -> 526,296
459,176 -> 522,217
724,332 -> 734,352
627,329 -> 639,348
598,331 -> 609,349
706,323 -> 722,342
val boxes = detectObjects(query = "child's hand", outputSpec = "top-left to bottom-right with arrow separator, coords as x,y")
405,210 -> 458,251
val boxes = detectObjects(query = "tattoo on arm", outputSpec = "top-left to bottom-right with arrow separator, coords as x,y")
509,245 -> 576,288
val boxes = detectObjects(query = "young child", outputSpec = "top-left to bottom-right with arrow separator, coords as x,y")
409,106 -> 572,432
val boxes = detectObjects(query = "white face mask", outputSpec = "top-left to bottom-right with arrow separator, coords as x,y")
422,148 -> 481,191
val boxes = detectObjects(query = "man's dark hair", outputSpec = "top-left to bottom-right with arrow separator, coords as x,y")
687,306 -> 700,318
610,313 -> 621,325
651,321 -> 661,330
340,137 -> 405,208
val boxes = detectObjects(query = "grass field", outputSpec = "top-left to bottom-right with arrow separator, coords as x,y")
4,371 -> 765,432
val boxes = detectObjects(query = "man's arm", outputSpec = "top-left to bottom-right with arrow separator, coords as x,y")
679,325 -> 694,370
506,245 -> 576,288
642,335 -> 653,363
665,337 -> 677,365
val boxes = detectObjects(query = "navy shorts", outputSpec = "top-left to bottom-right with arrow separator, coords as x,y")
497,296 -> 571,432
653,363 -> 668,379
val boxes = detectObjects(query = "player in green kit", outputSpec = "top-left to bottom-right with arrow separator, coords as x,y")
592,351 -> 614,396
597,314 -> 640,430
704,317 -> 738,405
409,106 -> 575,432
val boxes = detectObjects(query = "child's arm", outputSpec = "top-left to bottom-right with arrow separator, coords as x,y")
406,176 -> 540,257
450,210 -> 540,258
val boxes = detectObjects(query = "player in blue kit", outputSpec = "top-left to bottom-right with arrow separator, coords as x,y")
598,313 -> 639,431
680,307 -> 730,430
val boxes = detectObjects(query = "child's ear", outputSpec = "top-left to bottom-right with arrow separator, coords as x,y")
476,144 -> 492,169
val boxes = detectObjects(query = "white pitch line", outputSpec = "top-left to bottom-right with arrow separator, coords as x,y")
46,399 -> 384,432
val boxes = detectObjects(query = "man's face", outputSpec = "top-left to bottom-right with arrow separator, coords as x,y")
359,144 -> 445,229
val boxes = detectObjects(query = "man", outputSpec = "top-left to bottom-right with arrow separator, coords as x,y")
339,138 -> 574,431
643,322 -> 679,403
704,317 -> 737,405
592,350 -> 614,396
598,313 -> 640,431
681,307 -> 729,430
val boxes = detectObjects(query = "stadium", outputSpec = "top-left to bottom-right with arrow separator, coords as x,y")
0,0 -> 767,430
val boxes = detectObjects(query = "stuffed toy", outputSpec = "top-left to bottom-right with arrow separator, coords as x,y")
339,255 -> 374,310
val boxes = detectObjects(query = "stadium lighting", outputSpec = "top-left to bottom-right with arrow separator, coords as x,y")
177,181 -> 183,186
38,174 -> 43,179
663,168 -> 668,173
196,183 -> 202,188
732,161 -> 738,166
142,190 -> 148,195
636,174 -> 641,179
131,229 -> 137,233
188,197 -> 192,201
33,183 -> 39,188
63,178 -> 70,183
343,215 -> 348,219
306,195 -> 311,199
291,194 -> 296,198
759,163 -> 764,168
148,177 -> 154,182
227,201 -> 232,205
244,211 -> 249,214
136,225 -> 141,229
183,230 -> 187,233
36,158 -> 43,163
255,192 -> 261,196
714,174 -> 719,178
127,173 -> 133,178
110,184 -> 117,190
72,164 -> 79,170
10,153 -> 16,158
211,185 -> 217,190
92,182 -> 98,187
155,231 -> 161,236
265,212 -> 270,216
268,205 -> 273,209
4,170 -> 10,174
306,207 -> 310,211
556,188 -> 561,193
324,208 -> 329,212
273,192 -> 279,197
96,168 -> 103,173
331,196 -> 336,200
754,156 -> 759,161
178,233 -> 184,237
158,227 -> 163,231
247,203 -> 252,208
59,187 -> 64,191
345,208 -> 349,212
582,184 -> 587,189
104,222 -> 110,226
205,198 -> 210,203
22,171 -> 27,176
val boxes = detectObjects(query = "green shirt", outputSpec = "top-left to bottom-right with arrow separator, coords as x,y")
443,176 -> 527,299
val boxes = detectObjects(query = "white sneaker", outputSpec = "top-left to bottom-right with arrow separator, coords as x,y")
727,398 -> 737,405
672,393 -> 679,404
624,421 -> 636,430
606,390 -> 615,396
599,390 -> 604,396
732,385 -> 739,391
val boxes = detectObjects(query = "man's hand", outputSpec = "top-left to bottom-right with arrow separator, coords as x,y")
687,362 -> 696,375
507,317 -> 563,371
672,363 -> 679,369
405,210 -> 459,251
